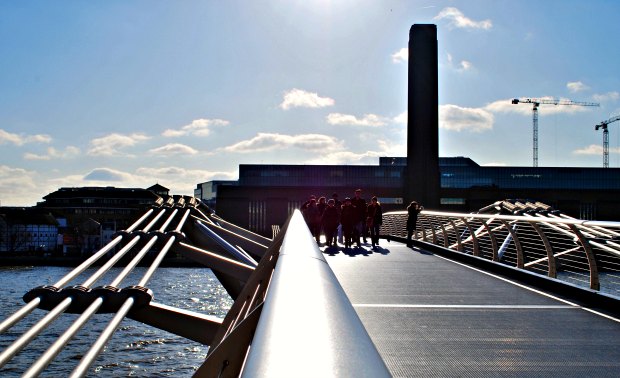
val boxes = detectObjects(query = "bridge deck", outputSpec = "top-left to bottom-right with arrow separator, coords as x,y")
324,240 -> 620,377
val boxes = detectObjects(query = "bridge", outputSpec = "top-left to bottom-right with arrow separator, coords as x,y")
1,196 -> 619,376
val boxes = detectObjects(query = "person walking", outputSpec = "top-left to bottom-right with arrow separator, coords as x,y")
367,196 -> 383,249
406,201 -> 423,247
350,189 -> 367,247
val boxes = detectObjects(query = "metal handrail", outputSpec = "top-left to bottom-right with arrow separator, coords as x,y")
1,201 -> 390,376
381,210 -> 620,296
240,210 -> 390,377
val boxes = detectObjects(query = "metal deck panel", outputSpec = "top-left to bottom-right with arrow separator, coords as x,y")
325,241 -> 620,377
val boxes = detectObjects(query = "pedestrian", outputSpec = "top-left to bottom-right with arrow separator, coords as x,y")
367,196 -> 383,249
317,196 -> 327,242
332,193 -> 343,244
322,199 -> 340,247
350,189 -> 367,246
340,197 -> 356,248
406,201 -> 423,247
301,195 -> 321,244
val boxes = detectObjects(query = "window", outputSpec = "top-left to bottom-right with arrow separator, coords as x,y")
440,198 -> 466,205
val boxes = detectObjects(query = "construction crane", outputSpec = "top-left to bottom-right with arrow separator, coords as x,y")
595,115 -> 620,168
511,98 -> 600,167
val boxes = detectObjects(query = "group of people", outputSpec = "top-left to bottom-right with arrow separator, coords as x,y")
301,190 -> 425,250
300,189 -> 383,249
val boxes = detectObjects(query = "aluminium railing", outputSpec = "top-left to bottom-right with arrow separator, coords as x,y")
381,210 -> 620,296
0,197 -> 388,377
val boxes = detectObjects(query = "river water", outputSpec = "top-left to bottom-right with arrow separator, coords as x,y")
0,266 -> 233,377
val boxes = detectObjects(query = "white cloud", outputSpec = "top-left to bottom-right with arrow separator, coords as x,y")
87,133 -> 150,157
306,139 -> 405,165
84,168 -> 135,182
447,53 -> 473,72
280,88 -> 335,110
391,47 -> 408,63
223,133 -> 343,153
393,111 -> 407,124
481,162 -> 508,166
23,146 -> 80,161
137,166 -> 237,181
439,104 -> 494,132
50,166 -> 226,197
573,145 -> 602,155
459,60 -> 473,71
326,113 -> 387,127
0,165 -> 38,205
307,150 -> 381,165
434,7 -> 492,30
0,128 -> 52,146
567,81 -> 589,93
0,165 -> 37,187
149,143 -> 198,156
573,144 -> 620,155
593,91 -> 620,103
136,166 -> 237,195
162,118 -> 229,138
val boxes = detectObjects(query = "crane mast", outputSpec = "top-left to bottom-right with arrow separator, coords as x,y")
512,98 -> 600,167
595,115 -> 620,168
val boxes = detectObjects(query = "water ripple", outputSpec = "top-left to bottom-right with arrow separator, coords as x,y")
0,266 -> 232,377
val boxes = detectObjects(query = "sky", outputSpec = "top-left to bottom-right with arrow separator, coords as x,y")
1,1 -> 620,206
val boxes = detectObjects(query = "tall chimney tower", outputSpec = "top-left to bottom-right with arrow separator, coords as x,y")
406,24 -> 440,208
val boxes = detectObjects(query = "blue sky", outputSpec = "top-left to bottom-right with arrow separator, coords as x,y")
1,1 -> 619,206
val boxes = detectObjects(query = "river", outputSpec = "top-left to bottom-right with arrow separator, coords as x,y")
0,265 -> 232,377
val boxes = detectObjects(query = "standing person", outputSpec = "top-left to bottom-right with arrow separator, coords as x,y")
350,189 -> 367,247
406,201 -> 424,247
332,193 -> 343,244
322,199 -> 340,247
340,197 -> 356,248
367,196 -> 383,249
317,196 -> 327,242
301,196 -> 321,244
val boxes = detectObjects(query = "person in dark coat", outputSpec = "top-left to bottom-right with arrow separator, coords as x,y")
350,189 -> 367,247
322,199 -> 340,247
367,196 -> 383,248
301,196 -> 321,243
332,193 -> 343,243
406,201 -> 423,247
340,198 -> 356,248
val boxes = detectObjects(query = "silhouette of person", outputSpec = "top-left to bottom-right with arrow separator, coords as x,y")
406,201 -> 423,247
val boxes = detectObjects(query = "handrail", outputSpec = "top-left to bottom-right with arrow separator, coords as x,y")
240,210 -> 390,377
381,210 -> 620,296
1,201 -> 390,376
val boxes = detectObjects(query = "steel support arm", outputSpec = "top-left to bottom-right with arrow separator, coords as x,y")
128,301 -> 223,345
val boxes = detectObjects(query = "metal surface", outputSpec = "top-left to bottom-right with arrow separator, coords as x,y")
326,240 -> 620,377
382,207 -> 620,295
0,196 -> 272,376
241,211 -> 390,378
1,200 -> 390,377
